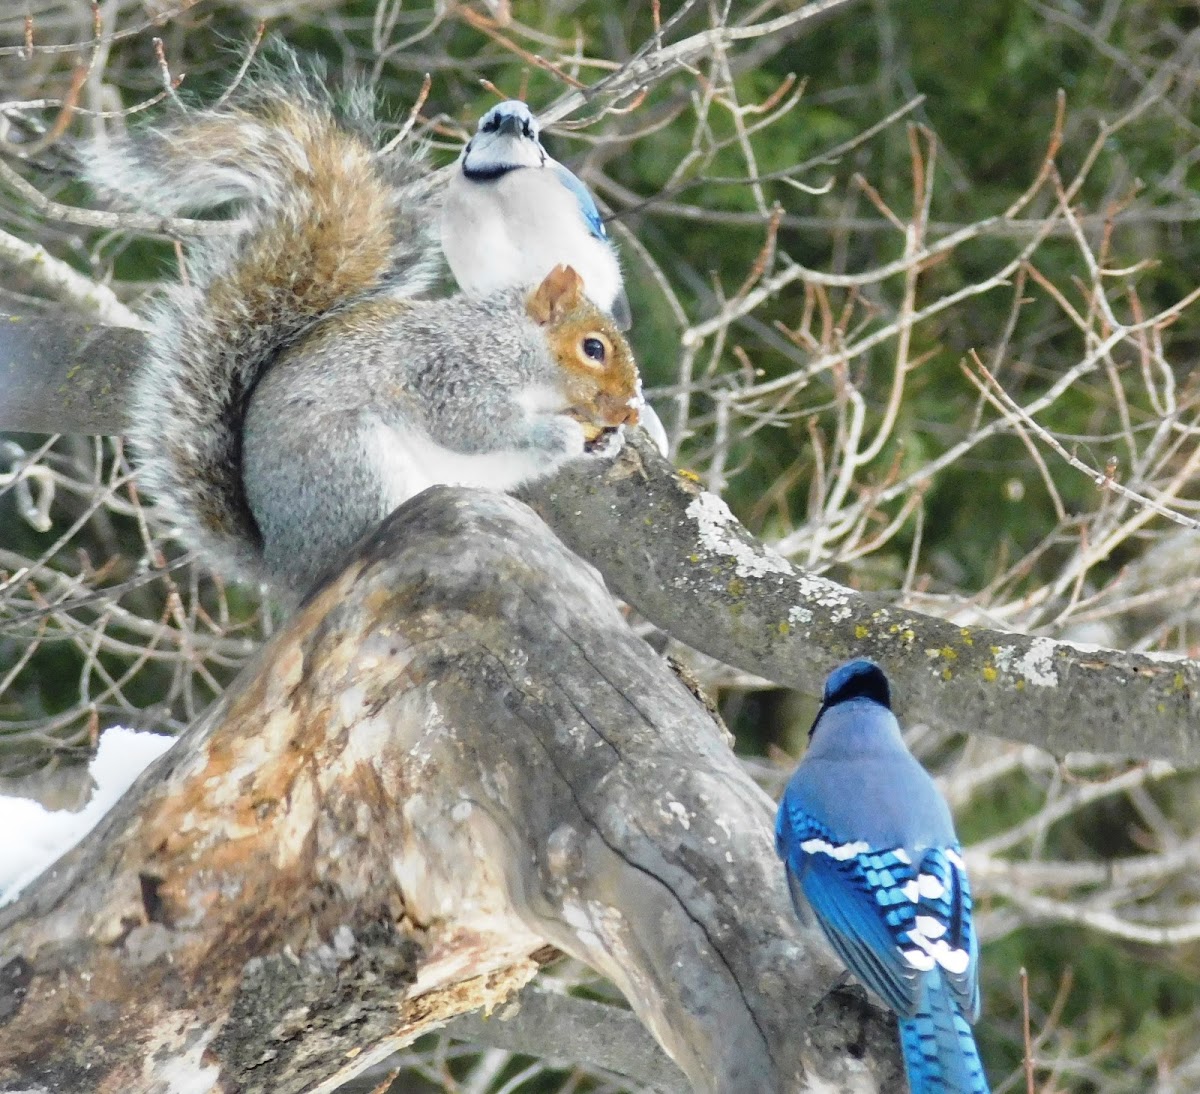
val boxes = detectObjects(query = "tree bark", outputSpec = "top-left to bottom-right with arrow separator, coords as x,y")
522,433 -> 1200,761
0,488 -> 900,1094
0,311 -> 143,436
1,312 -> 1195,761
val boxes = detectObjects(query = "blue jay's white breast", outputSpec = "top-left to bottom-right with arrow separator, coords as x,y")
442,166 -> 623,313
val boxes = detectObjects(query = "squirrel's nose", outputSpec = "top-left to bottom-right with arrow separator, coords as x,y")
597,393 -> 640,429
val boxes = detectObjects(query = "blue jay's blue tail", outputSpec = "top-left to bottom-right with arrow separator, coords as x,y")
898,973 -> 989,1094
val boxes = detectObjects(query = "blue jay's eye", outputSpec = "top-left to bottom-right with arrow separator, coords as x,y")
581,336 -> 607,364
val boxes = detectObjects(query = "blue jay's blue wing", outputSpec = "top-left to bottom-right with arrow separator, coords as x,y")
778,804 -> 920,1014
913,845 -> 980,1022
776,800 -> 980,1021
551,162 -> 607,240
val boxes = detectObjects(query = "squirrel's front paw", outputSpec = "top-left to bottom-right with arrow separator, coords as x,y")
527,414 -> 588,460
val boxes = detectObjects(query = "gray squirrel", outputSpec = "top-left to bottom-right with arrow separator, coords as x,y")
88,55 -> 644,605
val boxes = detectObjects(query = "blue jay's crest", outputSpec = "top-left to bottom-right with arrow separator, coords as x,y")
823,657 -> 891,708
462,100 -> 546,180
810,657 -> 891,739
776,661 -> 989,1092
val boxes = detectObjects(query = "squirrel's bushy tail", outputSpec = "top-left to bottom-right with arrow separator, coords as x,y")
88,48 -> 439,582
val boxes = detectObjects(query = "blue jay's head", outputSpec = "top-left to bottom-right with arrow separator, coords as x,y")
810,659 -> 891,737
462,100 -> 546,180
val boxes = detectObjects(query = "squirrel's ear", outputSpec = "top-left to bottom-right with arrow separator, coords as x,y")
527,265 -> 585,325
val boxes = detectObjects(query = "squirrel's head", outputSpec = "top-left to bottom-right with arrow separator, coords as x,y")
527,265 -> 642,447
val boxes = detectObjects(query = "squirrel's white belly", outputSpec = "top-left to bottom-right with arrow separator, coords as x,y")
442,168 -> 622,313
367,420 -> 550,508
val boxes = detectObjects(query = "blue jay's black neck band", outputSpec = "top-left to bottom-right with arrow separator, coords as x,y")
462,162 -> 523,182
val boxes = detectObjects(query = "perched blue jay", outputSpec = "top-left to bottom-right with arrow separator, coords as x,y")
441,99 -> 669,457
442,99 -> 630,327
776,660 -> 989,1094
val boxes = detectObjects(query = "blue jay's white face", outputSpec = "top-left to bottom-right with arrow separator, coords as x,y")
462,101 -> 546,179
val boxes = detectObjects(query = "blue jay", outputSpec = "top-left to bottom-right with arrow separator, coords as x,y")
441,100 -> 669,457
442,99 -> 630,327
775,660 -> 989,1094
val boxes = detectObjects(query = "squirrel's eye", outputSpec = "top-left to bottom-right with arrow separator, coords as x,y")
581,336 -> 607,363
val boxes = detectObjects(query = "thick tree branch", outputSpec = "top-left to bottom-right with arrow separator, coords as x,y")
523,434 -> 1200,761
0,489 -> 899,1094
440,982 -> 690,1093
0,311 -> 142,435
1,312 -> 1196,761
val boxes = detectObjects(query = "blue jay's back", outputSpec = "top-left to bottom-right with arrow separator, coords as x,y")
775,660 -> 989,1094
441,100 -> 631,329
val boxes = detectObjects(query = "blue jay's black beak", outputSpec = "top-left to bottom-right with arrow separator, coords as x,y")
496,114 -> 526,137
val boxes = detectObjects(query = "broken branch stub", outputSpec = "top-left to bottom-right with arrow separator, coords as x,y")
0,488 -> 899,1094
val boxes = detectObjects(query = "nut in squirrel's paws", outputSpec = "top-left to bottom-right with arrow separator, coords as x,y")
581,423 -> 626,458
572,391 -> 640,458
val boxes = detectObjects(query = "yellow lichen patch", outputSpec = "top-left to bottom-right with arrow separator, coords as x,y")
959,628 -> 974,646
942,667 -> 953,680
778,621 -> 791,636
940,646 -> 958,661
982,666 -> 998,682
1174,672 -> 1187,692
855,624 -> 870,639
727,577 -> 746,598
688,554 -> 700,563
1015,679 -> 1026,690
677,469 -> 702,483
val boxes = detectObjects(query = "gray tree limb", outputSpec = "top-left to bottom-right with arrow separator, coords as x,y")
0,311 -> 142,435
521,433 -> 1200,761
0,489 -> 901,1094
2,312 -> 1191,761
438,982 -> 691,1094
